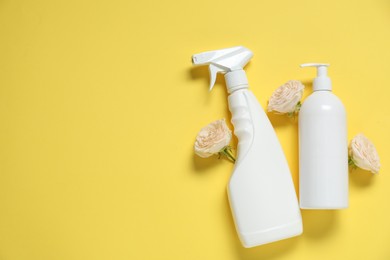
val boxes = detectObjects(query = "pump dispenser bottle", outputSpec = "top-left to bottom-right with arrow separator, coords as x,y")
299,63 -> 348,209
192,46 -> 302,247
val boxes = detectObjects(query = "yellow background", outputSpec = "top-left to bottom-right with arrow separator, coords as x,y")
0,0 -> 389,259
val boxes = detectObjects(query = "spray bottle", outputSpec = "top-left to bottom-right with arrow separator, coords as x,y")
192,46 -> 302,247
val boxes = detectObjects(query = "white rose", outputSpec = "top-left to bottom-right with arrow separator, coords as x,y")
349,134 -> 380,174
268,80 -> 305,114
194,119 -> 233,159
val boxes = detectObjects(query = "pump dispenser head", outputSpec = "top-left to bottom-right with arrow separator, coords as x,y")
192,46 -> 253,93
300,63 -> 331,91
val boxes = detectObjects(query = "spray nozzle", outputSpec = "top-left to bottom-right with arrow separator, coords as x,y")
192,46 -> 253,92
300,63 -> 332,91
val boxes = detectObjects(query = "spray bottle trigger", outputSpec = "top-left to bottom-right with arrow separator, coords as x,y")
209,65 -> 224,91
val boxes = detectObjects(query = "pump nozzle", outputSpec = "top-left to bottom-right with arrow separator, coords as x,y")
192,46 -> 253,92
300,63 -> 332,91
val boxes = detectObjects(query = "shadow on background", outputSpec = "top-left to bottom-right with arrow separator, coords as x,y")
235,236 -> 300,260
192,152 -> 226,172
189,66 -> 210,83
267,111 -> 297,128
301,210 -> 338,239
349,168 -> 375,187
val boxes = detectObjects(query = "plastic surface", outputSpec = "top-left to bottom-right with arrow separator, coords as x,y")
300,63 -> 332,91
299,65 -> 348,209
228,89 -> 302,247
192,46 -> 302,247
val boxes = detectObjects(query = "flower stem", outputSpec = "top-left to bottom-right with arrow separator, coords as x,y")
348,156 -> 357,170
287,102 -> 302,119
296,101 -> 302,112
219,146 -> 236,163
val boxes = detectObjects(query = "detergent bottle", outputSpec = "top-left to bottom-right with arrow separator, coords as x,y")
192,46 -> 302,247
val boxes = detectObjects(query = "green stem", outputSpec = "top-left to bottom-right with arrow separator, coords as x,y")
348,156 -> 357,170
287,102 -> 302,119
219,146 -> 236,163
296,101 -> 302,112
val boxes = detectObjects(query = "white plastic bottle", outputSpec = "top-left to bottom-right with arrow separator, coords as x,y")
299,63 -> 348,209
192,46 -> 302,248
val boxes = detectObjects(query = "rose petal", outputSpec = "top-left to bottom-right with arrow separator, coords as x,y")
349,134 -> 380,174
268,80 -> 305,114
194,119 -> 232,158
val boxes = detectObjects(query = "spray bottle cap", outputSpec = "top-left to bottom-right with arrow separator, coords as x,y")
300,63 -> 332,91
192,46 -> 253,93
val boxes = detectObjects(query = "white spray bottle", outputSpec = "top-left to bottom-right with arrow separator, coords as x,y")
192,46 -> 302,247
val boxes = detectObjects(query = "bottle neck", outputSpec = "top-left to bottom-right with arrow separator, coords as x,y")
313,77 -> 332,91
224,70 -> 249,94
